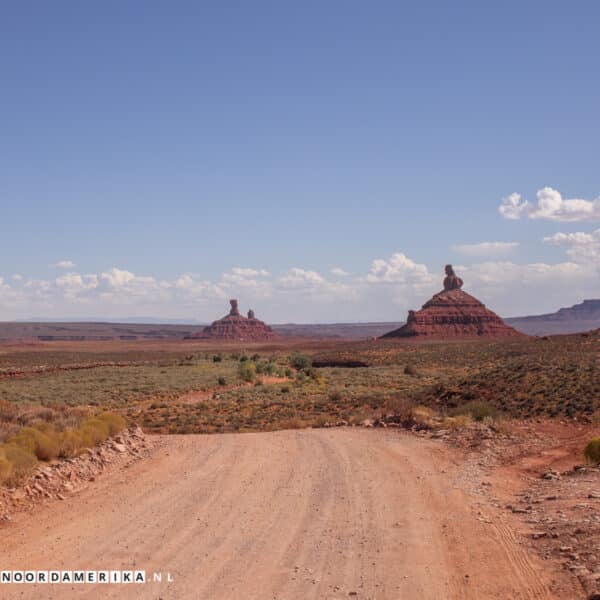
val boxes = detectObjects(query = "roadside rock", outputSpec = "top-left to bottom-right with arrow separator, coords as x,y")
0,426 -> 156,523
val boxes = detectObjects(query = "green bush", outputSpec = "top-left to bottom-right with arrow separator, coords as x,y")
218,376 -> 227,386
238,361 -> 257,383
584,438 -> 600,465
212,354 -> 222,363
290,352 -> 312,371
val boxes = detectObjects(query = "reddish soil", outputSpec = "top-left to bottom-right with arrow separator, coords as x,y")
179,376 -> 290,404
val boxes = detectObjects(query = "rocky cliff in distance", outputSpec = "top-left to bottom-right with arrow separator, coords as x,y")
506,299 -> 600,335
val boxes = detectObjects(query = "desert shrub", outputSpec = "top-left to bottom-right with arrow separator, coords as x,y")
256,361 -> 275,375
238,361 -> 257,383
412,405 -> 435,427
404,364 -> 418,376
78,417 -> 111,446
385,396 -> 415,420
285,368 -> 293,378
0,454 -> 12,485
97,412 -> 127,436
281,386 -> 290,394
8,426 -> 60,461
2,444 -> 36,484
58,429 -> 84,458
218,376 -> 227,386
0,400 -> 18,423
584,438 -> 600,465
239,355 -> 249,362
251,354 -> 260,362
290,352 -> 312,371
329,390 -> 343,402
451,400 -> 498,422
212,354 -> 222,363
442,414 -> 473,429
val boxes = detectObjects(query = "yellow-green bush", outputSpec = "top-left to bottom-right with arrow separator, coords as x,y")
0,444 -> 37,486
58,429 -> 83,458
97,412 -> 126,436
0,454 -> 12,484
0,412 -> 127,487
8,427 -> 60,461
584,438 -> 600,465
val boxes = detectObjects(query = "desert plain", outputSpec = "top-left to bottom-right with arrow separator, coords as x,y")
0,330 -> 598,599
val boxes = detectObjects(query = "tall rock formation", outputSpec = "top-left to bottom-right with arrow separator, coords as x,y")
381,265 -> 523,339
196,300 -> 274,340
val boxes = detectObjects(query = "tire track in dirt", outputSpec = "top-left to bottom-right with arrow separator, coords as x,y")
0,429 -> 563,599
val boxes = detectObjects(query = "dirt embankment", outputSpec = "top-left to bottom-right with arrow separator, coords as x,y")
0,427 -> 156,522
0,428 -> 576,600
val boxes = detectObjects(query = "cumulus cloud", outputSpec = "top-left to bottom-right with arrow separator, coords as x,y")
279,268 -> 325,289
221,267 -> 270,288
366,253 -> 432,285
544,229 -> 600,263
1,246 -> 598,321
458,259 -> 599,316
499,187 -> 600,222
451,241 -> 519,257
51,260 -> 76,269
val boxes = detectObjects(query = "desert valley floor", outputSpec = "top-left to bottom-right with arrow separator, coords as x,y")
0,333 -> 598,599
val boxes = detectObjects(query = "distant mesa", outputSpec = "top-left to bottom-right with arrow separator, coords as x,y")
381,265 -> 523,339
194,299 -> 274,341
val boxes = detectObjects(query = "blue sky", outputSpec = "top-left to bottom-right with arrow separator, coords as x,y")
1,1 -> 599,321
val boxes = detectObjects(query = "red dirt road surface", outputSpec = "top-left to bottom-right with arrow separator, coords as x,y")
0,429 -> 561,599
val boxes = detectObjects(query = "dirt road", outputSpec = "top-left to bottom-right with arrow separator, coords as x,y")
1,429 -> 559,599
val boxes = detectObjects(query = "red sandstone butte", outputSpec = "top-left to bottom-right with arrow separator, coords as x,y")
196,300 -> 275,340
381,265 -> 523,339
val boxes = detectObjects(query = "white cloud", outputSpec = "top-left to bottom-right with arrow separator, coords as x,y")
499,187 -> 600,222
279,268 -> 326,289
51,260 -> 76,269
458,259 -> 599,316
544,229 -> 600,263
221,267 -> 270,288
1,242 -> 598,321
366,252 -> 432,285
451,241 -> 519,257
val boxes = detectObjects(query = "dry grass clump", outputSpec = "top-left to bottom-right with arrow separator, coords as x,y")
450,400 -> 498,422
441,414 -> 473,429
384,396 -> 416,421
0,412 -> 127,487
584,438 -> 600,465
